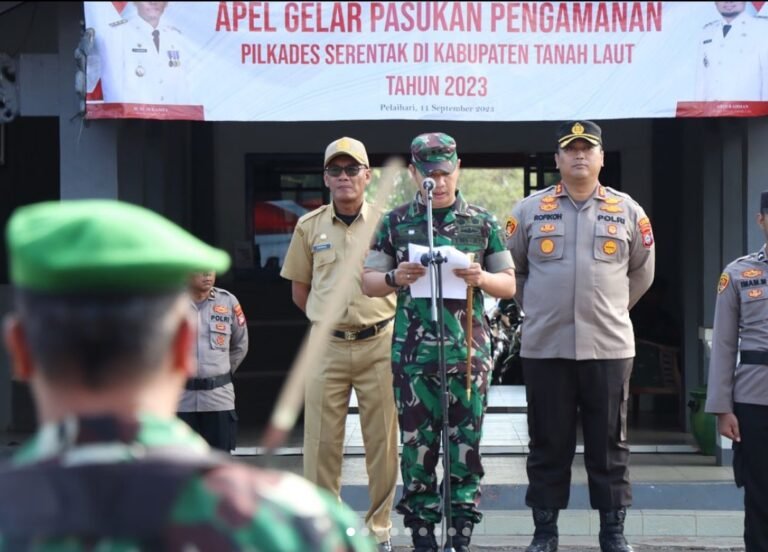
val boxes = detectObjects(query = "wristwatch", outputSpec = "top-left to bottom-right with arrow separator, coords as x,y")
384,269 -> 398,288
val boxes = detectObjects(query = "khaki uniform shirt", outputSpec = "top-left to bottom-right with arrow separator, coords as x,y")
705,246 -> 768,413
694,14 -> 768,101
178,287 -> 249,412
281,201 -> 395,331
100,16 -> 190,104
506,183 -> 655,360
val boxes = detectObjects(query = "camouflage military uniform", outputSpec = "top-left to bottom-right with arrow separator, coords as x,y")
0,414 -> 375,551
365,191 -> 514,525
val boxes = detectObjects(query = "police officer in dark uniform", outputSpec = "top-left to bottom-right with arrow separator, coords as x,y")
506,121 -> 655,552
706,190 -> 768,551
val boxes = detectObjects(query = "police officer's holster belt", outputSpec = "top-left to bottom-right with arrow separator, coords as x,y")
331,317 -> 393,341
185,372 -> 232,390
739,350 -> 768,365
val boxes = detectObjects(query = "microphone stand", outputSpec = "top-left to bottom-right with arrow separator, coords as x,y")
419,177 -> 455,552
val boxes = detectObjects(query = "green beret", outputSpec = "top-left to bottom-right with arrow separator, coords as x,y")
6,200 -> 230,293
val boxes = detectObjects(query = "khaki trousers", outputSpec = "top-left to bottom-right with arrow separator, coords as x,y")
304,324 -> 398,543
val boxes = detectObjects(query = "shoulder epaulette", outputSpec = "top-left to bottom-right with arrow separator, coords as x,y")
212,286 -> 232,298
296,204 -> 329,224
727,254 -> 754,270
526,185 -> 557,201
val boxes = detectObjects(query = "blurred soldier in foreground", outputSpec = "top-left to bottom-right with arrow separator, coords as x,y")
0,200 -> 375,551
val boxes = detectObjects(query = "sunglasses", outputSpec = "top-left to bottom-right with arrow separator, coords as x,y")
325,165 -> 366,177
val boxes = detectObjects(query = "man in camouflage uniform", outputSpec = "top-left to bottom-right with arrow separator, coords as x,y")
506,121 -> 655,552
706,190 -> 768,551
362,132 -> 516,552
0,200 -> 375,551
178,270 -> 248,452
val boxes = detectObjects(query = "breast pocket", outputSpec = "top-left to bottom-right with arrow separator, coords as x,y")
530,223 -> 564,261
210,322 -> 231,351
740,286 -> 768,324
594,222 -> 628,263
312,242 -> 336,269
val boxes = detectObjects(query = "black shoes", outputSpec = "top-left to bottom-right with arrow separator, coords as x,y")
409,521 -> 437,552
599,508 -> 634,552
525,508 -> 559,552
451,517 -> 474,552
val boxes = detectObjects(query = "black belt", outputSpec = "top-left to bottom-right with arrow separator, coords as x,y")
185,373 -> 232,391
740,350 -> 768,365
332,318 -> 393,341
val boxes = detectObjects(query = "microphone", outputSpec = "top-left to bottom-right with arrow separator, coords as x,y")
422,178 -> 436,191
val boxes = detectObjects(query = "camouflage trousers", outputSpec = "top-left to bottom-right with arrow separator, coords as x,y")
393,371 -> 489,526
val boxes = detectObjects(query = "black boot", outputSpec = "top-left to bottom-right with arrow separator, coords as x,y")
599,507 -> 634,552
525,508 -> 559,552
451,517 -> 474,552
408,521 -> 437,552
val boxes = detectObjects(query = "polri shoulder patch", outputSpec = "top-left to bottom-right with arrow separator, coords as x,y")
717,272 -> 730,294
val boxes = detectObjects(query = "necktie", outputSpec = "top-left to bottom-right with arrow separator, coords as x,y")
722,24 -> 732,37
152,29 -> 160,52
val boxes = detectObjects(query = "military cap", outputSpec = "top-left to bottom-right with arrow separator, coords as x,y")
761,190 -> 768,213
324,137 -> 369,167
556,120 -> 603,148
6,200 -> 230,293
410,132 -> 458,175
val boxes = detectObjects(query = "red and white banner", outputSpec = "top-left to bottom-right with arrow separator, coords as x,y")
84,1 -> 768,121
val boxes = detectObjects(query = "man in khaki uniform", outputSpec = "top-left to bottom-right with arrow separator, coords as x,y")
280,137 -> 398,552
506,121 -> 655,552
706,190 -> 768,551
178,271 -> 248,452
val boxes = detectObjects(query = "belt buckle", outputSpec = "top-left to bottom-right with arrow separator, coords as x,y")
344,330 -> 357,341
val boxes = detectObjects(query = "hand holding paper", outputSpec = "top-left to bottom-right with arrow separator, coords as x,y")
407,243 -> 472,299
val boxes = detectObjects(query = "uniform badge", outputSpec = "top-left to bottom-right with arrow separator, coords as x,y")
539,224 -> 556,233
541,195 -> 557,203
600,205 -> 624,213
555,184 -> 563,195
213,305 -> 229,314
748,289 -> 763,299
638,217 -> 654,249
598,186 -> 606,198
742,269 -> 763,278
135,65 -> 146,77
167,49 -> 181,68
604,197 -> 623,205
717,272 -> 730,294
215,334 -> 226,346
572,122 -> 584,135
607,224 -> 618,235
313,243 -> 331,252
234,304 -> 246,326
505,216 -> 518,238
602,240 -> 617,255
539,202 -> 558,212
540,239 -> 555,254
215,323 -> 227,331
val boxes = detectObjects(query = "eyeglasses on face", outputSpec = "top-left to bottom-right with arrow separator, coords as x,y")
324,165 -> 366,177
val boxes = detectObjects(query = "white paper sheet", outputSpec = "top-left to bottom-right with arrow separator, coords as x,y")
407,244 -> 472,300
